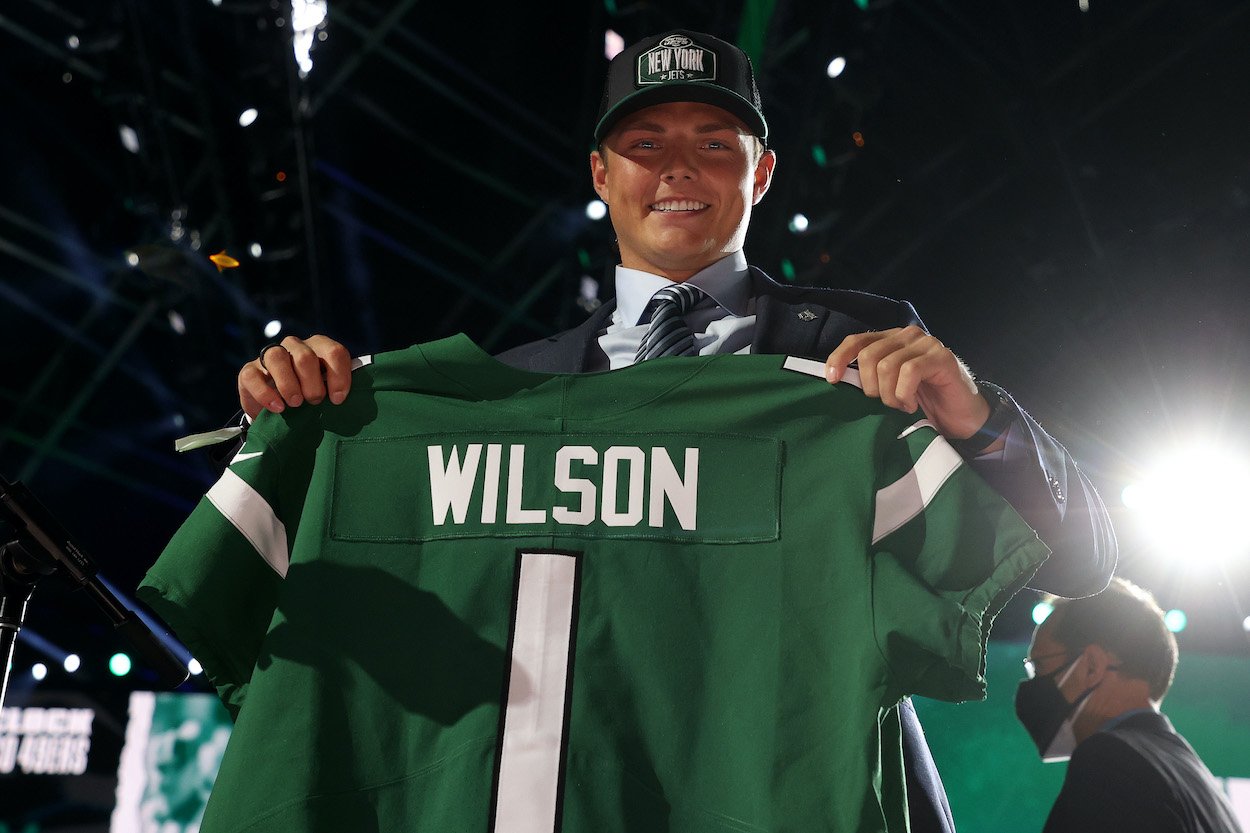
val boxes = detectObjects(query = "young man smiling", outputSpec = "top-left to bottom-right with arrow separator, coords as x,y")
590,101 -> 773,282
232,29 -> 1117,832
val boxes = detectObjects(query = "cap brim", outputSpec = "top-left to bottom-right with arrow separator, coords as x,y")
593,83 -> 768,144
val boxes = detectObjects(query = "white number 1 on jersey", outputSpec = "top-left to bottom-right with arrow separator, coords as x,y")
490,551 -> 582,833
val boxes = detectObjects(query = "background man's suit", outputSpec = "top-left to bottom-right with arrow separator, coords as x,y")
498,266 -> 1117,833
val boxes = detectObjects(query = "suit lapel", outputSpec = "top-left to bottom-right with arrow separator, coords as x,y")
518,300 -> 617,373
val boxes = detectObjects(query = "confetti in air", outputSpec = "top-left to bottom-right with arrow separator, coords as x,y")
209,250 -> 240,272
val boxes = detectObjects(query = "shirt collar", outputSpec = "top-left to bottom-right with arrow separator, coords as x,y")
613,250 -> 751,326
1097,707 -> 1160,734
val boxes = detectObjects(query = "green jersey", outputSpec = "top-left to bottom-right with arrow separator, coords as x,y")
139,334 -> 1049,833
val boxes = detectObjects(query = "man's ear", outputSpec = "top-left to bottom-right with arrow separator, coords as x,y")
590,150 -> 609,203
1079,643 -> 1118,687
752,149 -> 777,205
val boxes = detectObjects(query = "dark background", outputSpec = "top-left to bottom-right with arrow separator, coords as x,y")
1,0 -> 1248,694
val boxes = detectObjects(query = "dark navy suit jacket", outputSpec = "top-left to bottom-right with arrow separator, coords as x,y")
497,266 -> 1118,833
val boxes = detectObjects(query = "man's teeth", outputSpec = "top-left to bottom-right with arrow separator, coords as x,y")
651,200 -> 708,212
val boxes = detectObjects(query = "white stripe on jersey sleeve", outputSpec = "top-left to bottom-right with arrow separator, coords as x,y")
898,419 -> 936,439
872,435 -> 964,545
350,355 -> 373,370
782,356 -> 862,389
205,469 -> 290,577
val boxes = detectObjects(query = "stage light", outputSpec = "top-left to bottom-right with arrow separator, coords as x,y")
1079,0 -> 1090,11
1164,609 -> 1188,633
605,29 -> 625,61
586,199 -> 608,221
1121,443 -> 1250,564
119,125 -> 140,154
32,663 -> 48,681
826,56 -> 847,78
264,319 -> 282,338
63,654 -> 81,673
249,242 -> 263,258
126,251 -> 140,267
210,0 -> 222,6
109,653 -> 132,677
811,144 -> 828,167
1032,601 -> 1054,625
189,658 -> 204,675
168,309 -> 187,335
67,35 -> 80,50
780,258 -> 796,281
238,108 -> 259,127
291,0 -> 328,76
789,213 -> 809,234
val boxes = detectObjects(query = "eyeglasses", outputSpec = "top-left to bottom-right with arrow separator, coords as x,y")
1023,651 -> 1070,679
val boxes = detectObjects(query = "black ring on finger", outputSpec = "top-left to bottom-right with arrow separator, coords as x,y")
257,341 -> 287,372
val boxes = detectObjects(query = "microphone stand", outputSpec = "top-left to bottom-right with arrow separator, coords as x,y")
0,475 -> 189,710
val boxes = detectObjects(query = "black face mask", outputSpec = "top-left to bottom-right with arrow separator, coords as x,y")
1014,655 -> 1086,762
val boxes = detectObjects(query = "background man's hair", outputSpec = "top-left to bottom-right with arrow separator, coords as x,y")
1046,577 -> 1178,700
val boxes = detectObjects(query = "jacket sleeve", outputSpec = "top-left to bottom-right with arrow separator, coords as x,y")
968,386 -> 1116,597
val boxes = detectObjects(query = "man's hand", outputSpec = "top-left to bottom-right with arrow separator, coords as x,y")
237,335 -> 354,420
824,326 -> 995,445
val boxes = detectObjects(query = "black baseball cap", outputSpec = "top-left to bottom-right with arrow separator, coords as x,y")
593,30 -> 768,145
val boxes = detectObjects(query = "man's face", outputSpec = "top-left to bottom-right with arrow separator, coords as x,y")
591,101 -> 775,281
1028,622 -> 1083,703
1027,624 -> 1072,682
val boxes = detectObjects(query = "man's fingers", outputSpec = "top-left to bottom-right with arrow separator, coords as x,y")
825,332 -> 886,383
305,335 -> 353,405
236,335 -> 356,417
282,337 -> 328,404
238,362 -> 285,417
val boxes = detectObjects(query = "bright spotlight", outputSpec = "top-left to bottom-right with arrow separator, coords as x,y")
63,654 -> 81,673
1122,444 -> 1250,563
1031,601 -> 1054,625
586,199 -> 608,221
238,108 -> 259,127
125,251 -> 140,267
67,35 -> 81,50
249,242 -> 263,258
32,663 -> 48,681
168,309 -> 187,335
826,56 -> 847,78
109,653 -> 133,677
1164,609 -> 1188,633
189,658 -> 204,675
264,319 -> 282,338
789,213 -> 810,234
119,125 -> 140,154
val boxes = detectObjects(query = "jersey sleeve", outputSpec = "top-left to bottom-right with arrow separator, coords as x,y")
137,410 -> 318,719
870,418 -> 1051,704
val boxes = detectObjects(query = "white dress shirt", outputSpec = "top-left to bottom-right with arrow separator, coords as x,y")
591,250 -> 757,371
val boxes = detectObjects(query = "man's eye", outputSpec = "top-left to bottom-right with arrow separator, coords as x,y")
635,139 -> 657,149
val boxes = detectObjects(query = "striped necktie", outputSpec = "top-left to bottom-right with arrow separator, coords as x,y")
635,284 -> 705,363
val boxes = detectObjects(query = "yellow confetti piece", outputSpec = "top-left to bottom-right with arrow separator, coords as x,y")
209,250 -> 240,272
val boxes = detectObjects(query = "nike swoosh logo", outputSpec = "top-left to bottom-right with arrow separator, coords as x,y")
231,451 -> 264,465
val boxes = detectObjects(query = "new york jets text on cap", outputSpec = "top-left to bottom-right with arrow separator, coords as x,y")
594,30 -> 768,145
